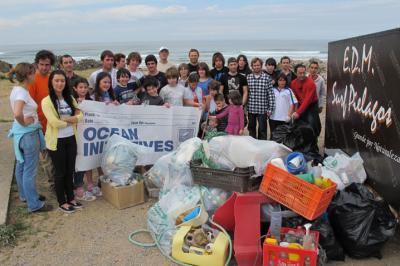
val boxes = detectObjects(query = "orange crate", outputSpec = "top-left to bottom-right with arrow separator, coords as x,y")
259,163 -> 337,220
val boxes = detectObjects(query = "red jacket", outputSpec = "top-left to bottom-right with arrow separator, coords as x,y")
291,77 -> 318,115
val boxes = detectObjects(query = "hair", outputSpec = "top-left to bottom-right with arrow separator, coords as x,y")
8,63 -> 35,83
227,57 -> 237,65
59,54 -> 73,66
188,72 -> 199,83
178,63 -> 189,74
208,80 -> 221,92
116,68 -> 131,80
276,73 -> 288,85
251,57 -> 263,66
228,90 -> 242,106
265,57 -> 277,67
309,60 -> 319,67
214,93 -> 225,102
165,66 -> 179,80
212,52 -> 225,68
143,76 -> 159,90
34,50 -> 56,65
294,63 -> 306,73
48,70 -> 75,116
114,53 -> 126,67
280,56 -> 291,63
72,77 -> 91,100
145,54 -> 157,65
198,62 -> 210,78
127,52 -> 142,65
188,48 -> 199,56
236,54 -> 251,72
100,50 -> 114,61
94,72 -> 116,101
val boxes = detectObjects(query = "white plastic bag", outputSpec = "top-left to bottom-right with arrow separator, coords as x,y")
321,167 -> 345,190
101,134 -> 149,185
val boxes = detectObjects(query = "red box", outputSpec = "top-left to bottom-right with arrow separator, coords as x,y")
263,227 -> 319,266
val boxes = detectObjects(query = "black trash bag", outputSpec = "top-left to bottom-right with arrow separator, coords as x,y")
328,183 -> 398,259
271,121 -> 322,162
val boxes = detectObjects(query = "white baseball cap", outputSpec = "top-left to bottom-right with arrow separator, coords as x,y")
159,46 -> 169,52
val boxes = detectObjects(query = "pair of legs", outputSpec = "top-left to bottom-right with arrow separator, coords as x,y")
248,113 -> 268,140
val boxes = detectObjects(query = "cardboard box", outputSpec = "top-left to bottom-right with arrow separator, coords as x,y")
101,180 -> 145,209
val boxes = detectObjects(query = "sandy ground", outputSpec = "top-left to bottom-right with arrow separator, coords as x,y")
1,68 -> 399,266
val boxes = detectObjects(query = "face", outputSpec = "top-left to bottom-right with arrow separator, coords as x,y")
238,57 -> 246,68
37,58 -> 52,75
167,77 -> 177,86
198,68 -> 206,78
118,74 -> 130,87
27,72 -> 35,84
116,58 -> 126,69
74,82 -> 89,97
179,67 -> 189,78
61,57 -> 74,73
146,85 -> 158,97
209,118 -> 218,127
215,58 -> 223,69
99,76 -> 111,92
309,63 -> 318,75
277,78 -> 287,88
189,51 -> 199,64
296,67 -> 306,81
210,89 -> 218,97
52,74 -> 66,94
128,59 -> 139,70
251,61 -> 262,74
159,50 -> 169,60
281,59 -> 290,70
266,64 -> 275,73
188,82 -> 197,90
228,62 -> 238,73
215,100 -> 225,110
146,61 -> 157,73
102,56 -> 114,70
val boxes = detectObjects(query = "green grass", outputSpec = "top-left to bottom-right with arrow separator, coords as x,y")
0,118 -> 12,123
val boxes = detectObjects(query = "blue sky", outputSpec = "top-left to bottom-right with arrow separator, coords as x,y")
0,0 -> 398,44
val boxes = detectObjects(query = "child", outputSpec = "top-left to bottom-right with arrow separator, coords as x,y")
159,67 -> 195,106
126,52 -> 144,83
197,62 -> 213,96
92,72 -> 120,105
269,73 -> 298,137
210,90 -> 244,135
72,78 -> 96,201
202,80 -> 220,118
41,70 -> 83,213
114,68 -> 141,105
201,116 -> 218,138
187,72 -> 203,108
211,93 -> 228,132
178,63 -> 190,87
141,77 -> 167,106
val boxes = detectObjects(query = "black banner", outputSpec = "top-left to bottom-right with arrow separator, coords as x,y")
325,28 -> 400,207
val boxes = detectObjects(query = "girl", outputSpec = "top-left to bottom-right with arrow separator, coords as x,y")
237,54 -> 252,77
159,67 -> 195,107
42,70 -> 83,213
197,62 -> 213,96
178,63 -> 189,87
72,78 -> 96,201
8,63 -> 52,213
269,73 -> 298,137
187,72 -> 203,108
92,72 -> 119,105
210,90 -> 244,135
203,80 -> 220,115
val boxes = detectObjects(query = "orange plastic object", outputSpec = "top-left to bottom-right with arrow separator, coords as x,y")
259,163 -> 337,220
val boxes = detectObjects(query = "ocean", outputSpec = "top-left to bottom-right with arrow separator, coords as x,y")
0,39 -> 328,66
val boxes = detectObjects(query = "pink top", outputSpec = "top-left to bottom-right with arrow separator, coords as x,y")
215,105 -> 244,135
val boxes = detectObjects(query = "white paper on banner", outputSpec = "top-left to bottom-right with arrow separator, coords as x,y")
75,101 -> 202,171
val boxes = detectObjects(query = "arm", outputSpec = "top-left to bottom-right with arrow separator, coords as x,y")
41,99 -> 68,128
13,101 -> 34,126
266,81 -> 275,116
239,107 -> 244,132
242,85 -> 248,106
214,106 -> 230,119
319,78 -> 327,112
296,82 -> 317,116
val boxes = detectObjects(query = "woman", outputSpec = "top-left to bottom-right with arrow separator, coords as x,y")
237,54 -> 252,77
8,63 -> 52,212
42,70 -> 83,213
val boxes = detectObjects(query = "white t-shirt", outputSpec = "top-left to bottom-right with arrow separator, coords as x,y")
57,99 -> 74,138
159,84 -> 193,106
9,86 -> 39,124
270,87 -> 298,121
129,70 -> 144,83
88,68 -> 118,90
157,62 -> 175,73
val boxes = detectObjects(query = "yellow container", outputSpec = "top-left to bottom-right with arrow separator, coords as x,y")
172,226 -> 229,266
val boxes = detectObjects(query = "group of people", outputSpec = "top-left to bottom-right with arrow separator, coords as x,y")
8,47 -> 326,214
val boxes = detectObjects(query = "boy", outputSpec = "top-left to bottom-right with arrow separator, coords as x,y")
144,54 -> 167,93
279,56 -> 297,85
308,61 -> 326,113
141,77 -> 165,106
157,47 -> 174,73
159,67 -> 195,106
114,53 -> 126,70
226,57 -> 248,105
211,93 -> 228,132
114,68 -> 141,105
89,50 -> 118,90
264,58 -> 280,86
210,52 -> 229,95
188,48 -> 200,73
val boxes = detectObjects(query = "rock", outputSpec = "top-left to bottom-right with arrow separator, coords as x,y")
74,59 -> 102,71
0,60 -> 12,73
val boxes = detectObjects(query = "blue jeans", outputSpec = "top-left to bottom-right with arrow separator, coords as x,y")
15,131 -> 44,212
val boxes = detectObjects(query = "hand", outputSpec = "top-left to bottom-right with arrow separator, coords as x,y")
112,100 -> 120,106
62,116 -> 78,124
239,129 -> 244,135
266,111 -> 272,117
319,107 -> 323,113
23,116 -> 34,126
209,116 -> 216,119
126,100 -> 134,105
292,112 -> 300,120
163,103 -> 171,108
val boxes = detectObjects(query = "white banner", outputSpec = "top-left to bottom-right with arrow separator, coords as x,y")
75,101 -> 202,171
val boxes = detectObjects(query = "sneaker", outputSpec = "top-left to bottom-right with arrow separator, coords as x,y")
58,205 -> 75,214
76,191 -> 96,201
91,186 -> 102,197
32,204 -> 53,213
69,201 -> 83,209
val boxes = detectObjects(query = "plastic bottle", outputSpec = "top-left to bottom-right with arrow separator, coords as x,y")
270,208 -> 282,241
310,164 -> 322,179
271,158 -> 287,170
302,223 -> 313,250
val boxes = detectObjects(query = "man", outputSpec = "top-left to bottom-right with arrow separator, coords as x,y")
279,56 -> 297,85
59,54 -> 81,92
28,50 -> 56,191
144,54 -> 167,93
88,50 -> 118,90
157,47 -> 174,73
308,61 -> 326,113
291,64 -> 321,136
246,57 -> 275,140
264,57 -> 280,86
226,57 -> 248,105
114,53 -> 126,70
188,48 -> 200,73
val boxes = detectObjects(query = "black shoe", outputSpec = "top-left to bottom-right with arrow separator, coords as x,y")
22,194 -> 46,203
69,201 -> 83,209
32,204 -> 53,213
58,205 -> 75,214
